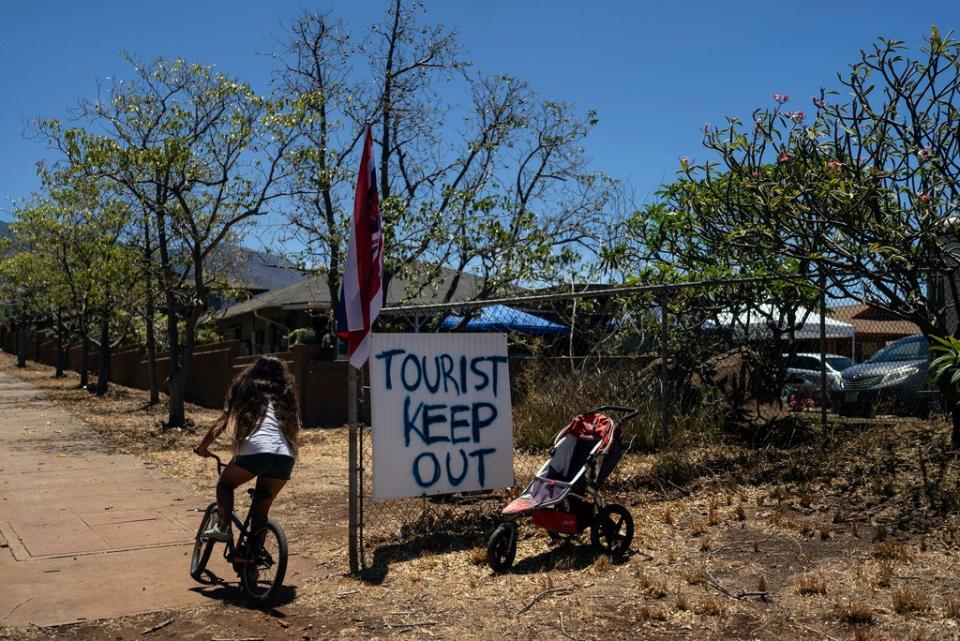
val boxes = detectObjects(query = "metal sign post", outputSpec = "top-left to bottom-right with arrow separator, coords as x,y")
347,363 -> 360,574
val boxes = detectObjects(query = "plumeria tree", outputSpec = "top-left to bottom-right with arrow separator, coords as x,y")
643,29 -> 960,446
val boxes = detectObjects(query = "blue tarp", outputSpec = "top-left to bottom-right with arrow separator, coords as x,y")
440,304 -> 569,337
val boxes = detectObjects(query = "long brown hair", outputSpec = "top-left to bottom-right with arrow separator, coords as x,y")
223,355 -> 301,455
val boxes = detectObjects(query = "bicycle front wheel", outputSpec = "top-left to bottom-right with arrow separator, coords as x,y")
239,520 -> 288,606
190,502 -> 218,582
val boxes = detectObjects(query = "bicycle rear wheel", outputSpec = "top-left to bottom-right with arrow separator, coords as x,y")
190,502 -> 218,582
239,520 -> 288,605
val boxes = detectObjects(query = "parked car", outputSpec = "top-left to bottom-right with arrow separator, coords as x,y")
831,335 -> 930,417
783,353 -> 855,406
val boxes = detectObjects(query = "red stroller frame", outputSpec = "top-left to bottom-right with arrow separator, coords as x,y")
486,406 -> 638,571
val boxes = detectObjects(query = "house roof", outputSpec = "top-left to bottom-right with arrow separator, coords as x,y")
216,266 -> 487,322
207,245 -> 308,293
829,303 -> 921,337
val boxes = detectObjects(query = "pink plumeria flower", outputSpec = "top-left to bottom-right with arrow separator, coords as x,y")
789,111 -> 805,123
918,146 -> 933,161
778,150 -> 792,163
826,160 -> 842,170
755,117 -> 764,130
917,192 -> 932,203
812,97 -> 827,108
772,93 -> 790,104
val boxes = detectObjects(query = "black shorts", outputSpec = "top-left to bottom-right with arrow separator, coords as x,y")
232,453 -> 295,480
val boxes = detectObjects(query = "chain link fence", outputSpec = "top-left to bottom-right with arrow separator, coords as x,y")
347,275 -> 934,572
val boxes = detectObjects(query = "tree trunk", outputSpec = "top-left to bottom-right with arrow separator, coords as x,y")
145,305 -> 159,405
167,369 -> 186,427
143,213 -> 160,405
16,320 -> 27,368
55,308 -> 66,378
164,298 -> 184,426
95,309 -> 110,396
79,331 -> 90,389
156,207 -> 186,427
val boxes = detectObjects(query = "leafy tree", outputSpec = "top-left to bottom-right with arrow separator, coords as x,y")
644,29 -> 960,446
8,169 -> 139,394
40,56 -> 301,426
277,3 -> 617,333
0,227 -> 59,369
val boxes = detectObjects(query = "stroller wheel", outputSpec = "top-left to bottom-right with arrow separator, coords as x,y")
591,504 -> 633,558
487,522 -> 518,572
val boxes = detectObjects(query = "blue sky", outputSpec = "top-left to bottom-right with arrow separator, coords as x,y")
2,0 -> 958,224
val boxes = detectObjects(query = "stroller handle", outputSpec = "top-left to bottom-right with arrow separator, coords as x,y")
588,405 -> 639,425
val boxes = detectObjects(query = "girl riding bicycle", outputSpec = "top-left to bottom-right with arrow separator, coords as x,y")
194,355 -> 301,542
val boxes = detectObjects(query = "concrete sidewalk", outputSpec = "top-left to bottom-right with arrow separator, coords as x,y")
0,370 -> 307,626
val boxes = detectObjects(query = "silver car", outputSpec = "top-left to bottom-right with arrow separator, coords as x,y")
784,353 -> 855,405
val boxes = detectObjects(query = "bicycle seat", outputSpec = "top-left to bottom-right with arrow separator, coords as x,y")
247,488 -> 272,500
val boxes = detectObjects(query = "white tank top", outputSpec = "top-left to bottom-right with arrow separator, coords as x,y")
235,402 -> 294,458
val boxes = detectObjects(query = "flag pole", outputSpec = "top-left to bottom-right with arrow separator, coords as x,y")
341,123 -> 382,575
348,363 -> 359,574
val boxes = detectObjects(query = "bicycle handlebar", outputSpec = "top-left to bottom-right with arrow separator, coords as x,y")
207,452 -> 225,473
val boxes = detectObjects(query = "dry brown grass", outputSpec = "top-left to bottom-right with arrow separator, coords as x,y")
874,541 -> 910,561
707,501 -> 719,526
798,573 -> 828,596
757,574 -> 768,593
947,596 -> 960,619
696,596 -> 726,617
635,570 -> 669,599
5,353 -> 960,641
891,587 -> 930,614
690,520 -> 708,537
836,600 -> 875,625
592,554 -> 613,573
469,547 -> 487,566
636,604 -> 667,623
876,560 -> 894,588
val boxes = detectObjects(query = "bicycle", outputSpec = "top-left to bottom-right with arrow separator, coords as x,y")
189,453 -> 288,606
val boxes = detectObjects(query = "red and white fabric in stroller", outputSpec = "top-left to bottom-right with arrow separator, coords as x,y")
486,406 -> 637,571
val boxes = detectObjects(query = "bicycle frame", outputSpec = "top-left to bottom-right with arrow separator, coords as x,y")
206,454 -> 267,565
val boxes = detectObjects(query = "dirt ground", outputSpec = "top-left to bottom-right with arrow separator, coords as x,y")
2,354 -> 960,641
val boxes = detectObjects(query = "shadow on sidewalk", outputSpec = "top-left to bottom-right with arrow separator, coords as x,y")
188,570 -> 297,608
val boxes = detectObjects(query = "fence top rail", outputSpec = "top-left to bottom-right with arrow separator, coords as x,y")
380,275 -> 803,316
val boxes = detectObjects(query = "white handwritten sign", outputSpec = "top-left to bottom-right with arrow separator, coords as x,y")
370,333 -> 514,501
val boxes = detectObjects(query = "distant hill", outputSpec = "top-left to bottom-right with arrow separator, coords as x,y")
208,245 -> 308,294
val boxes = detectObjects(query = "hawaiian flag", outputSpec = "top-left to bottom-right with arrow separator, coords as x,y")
336,125 -> 384,368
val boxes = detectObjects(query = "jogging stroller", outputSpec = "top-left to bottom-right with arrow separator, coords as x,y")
486,406 -> 638,571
